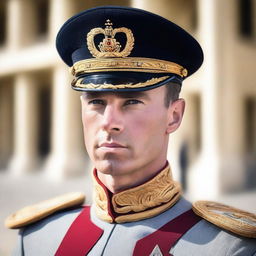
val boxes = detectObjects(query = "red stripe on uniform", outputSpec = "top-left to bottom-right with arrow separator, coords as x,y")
133,209 -> 201,256
55,206 -> 103,256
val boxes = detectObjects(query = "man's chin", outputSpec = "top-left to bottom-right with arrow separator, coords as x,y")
94,159 -> 128,176
94,160 -> 116,174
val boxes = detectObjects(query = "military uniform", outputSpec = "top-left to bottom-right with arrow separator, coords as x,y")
11,200 -> 256,256
6,6 -> 256,256
8,165 -> 256,255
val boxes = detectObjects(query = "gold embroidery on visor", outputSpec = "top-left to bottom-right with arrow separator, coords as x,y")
71,58 -> 188,78
73,76 -> 170,90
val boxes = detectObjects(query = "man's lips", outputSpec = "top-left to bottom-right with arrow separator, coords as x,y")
98,142 -> 126,148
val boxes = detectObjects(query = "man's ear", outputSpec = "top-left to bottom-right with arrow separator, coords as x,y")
166,99 -> 185,134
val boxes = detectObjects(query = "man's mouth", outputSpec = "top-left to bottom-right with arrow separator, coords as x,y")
98,142 -> 126,148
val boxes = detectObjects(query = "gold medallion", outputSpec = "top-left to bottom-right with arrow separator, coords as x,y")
87,19 -> 134,58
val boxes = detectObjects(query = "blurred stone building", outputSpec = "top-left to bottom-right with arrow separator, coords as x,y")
0,0 -> 255,200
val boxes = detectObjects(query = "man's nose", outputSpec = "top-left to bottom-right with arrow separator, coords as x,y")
101,105 -> 124,133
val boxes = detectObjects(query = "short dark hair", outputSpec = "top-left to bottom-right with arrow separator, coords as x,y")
164,82 -> 182,107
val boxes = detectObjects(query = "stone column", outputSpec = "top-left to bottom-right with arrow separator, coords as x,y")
209,0 -> 247,193
8,74 -> 38,175
44,66 -> 87,179
186,0 -> 225,199
6,0 -> 37,50
49,0 -> 75,43
0,82 -> 13,170
44,0 -> 88,180
221,69 -> 245,190
6,0 -> 39,175
253,100 -> 256,153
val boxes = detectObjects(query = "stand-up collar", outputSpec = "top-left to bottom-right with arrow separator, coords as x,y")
92,164 -> 182,223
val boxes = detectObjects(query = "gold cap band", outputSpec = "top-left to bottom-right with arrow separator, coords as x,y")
71,57 -> 188,78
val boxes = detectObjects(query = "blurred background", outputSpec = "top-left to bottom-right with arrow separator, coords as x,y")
0,0 -> 256,255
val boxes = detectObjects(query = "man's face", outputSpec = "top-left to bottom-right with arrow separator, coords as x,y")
80,86 -> 184,180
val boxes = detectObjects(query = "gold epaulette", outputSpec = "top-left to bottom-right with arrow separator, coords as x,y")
192,200 -> 256,238
5,192 -> 85,229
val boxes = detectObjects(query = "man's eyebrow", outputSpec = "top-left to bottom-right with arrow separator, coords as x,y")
82,91 -> 150,100
82,92 -> 104,99
116,91 -> 149,99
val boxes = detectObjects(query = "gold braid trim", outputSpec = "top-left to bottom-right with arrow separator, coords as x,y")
92,177 -> 113,223
71,57 -> 188,77
115,189 -> 180,223
193,201 -> 256,238
5,192 -> 86,229
112,167 -> 178,213
73,76 -> 169,90
93,165 -> 182,223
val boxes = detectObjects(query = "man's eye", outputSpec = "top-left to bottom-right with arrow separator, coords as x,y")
124,99 -> 143,106
88,99 -> 105,105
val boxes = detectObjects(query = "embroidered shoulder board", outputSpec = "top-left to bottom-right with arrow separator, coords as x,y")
192,200 -> 256,238
5,192 -> 85,229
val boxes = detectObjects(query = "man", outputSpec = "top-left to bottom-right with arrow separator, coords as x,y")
6,6 -> 256,255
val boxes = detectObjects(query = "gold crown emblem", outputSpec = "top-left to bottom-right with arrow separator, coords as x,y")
87,19 -> 135,58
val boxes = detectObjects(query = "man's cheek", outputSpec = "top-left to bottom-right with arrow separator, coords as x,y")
84,135 -> 93,152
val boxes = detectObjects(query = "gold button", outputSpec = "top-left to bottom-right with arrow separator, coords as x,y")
181,68 -> 188,77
